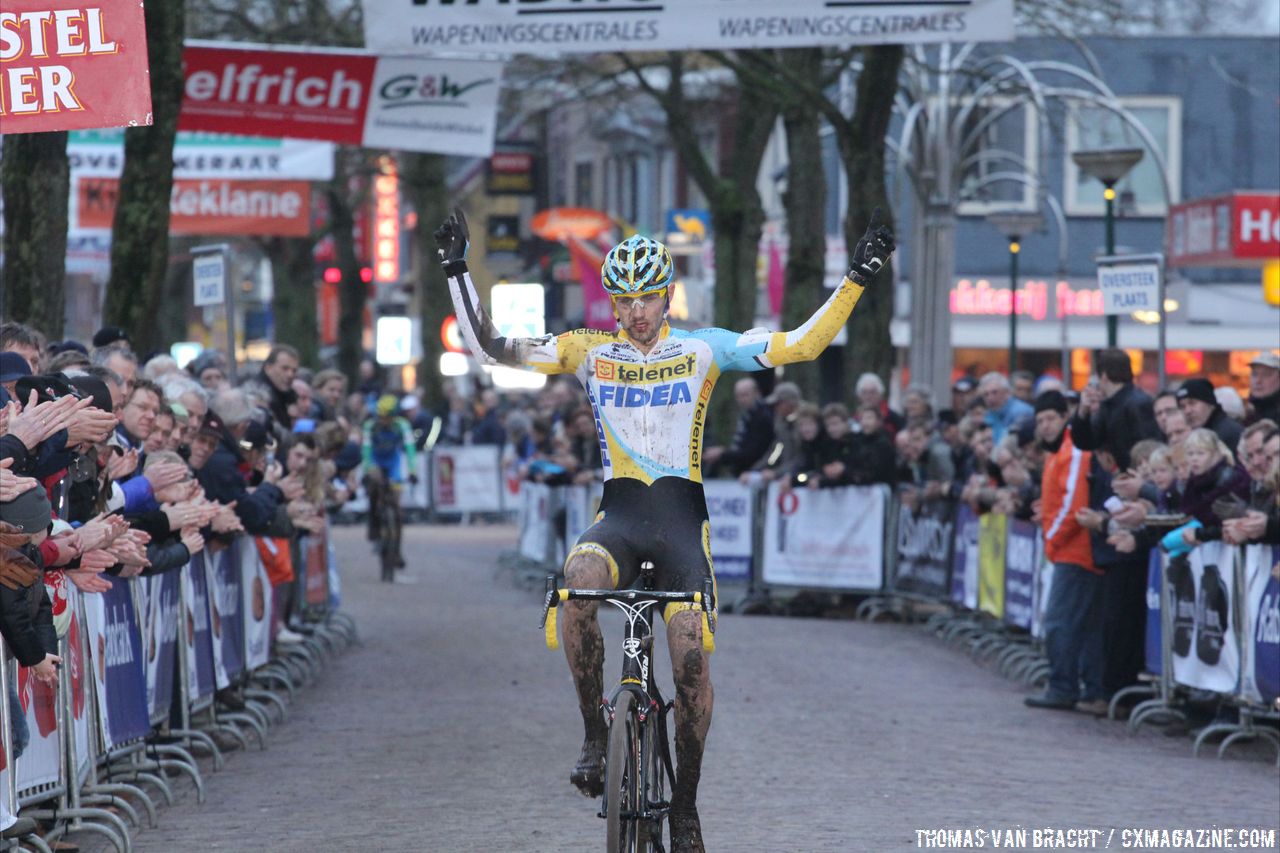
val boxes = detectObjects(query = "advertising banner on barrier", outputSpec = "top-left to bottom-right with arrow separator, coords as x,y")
84,576 -> 151,750
15,663 -> 60,792
518,483 -> 553,563
301,531 -> 330,608
239,538 -> 272,670
362,0 -> 1016,56
182,558 -> 217,702
141,571 -> 181,726
704,480 -> 754,583
1169,543 -> 1239,695
1144,549 -> 1163,676
1002,518 -> 1038,630
977,513 -> 1007,619
761,484 -> 885,591
1031,558 -> 1054,641
893,497 -> 954,598
65,598 -> 92,786
1241,544 -> 1279,704
68,129 -> 335,181
206,546 -> 245,689
950,504 -> 980,609
0,1 -> 152,135
432,445 -> 503,513
179,42 -> 504,157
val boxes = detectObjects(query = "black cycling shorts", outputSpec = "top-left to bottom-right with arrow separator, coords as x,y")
566,477 -> 715,620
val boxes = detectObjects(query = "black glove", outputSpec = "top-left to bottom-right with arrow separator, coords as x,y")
433,206 -> 470,273
847,206 -> 895,287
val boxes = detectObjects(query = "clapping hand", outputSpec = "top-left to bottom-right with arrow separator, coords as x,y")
0,457 -> 38,502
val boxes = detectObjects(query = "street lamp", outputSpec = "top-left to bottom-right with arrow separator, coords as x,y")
1071,147 -> 1144,347
986,209 -> 1044,373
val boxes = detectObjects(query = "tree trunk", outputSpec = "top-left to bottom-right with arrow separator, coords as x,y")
778,49 -> 828,404
267,237 -> 320,367
101,0 -> 184,353
1,132 -> 69,334
655,52 -> 777,446
839,45 -> 903,401
401,152 -> 450,414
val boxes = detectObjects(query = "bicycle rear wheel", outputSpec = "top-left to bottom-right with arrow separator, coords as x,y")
379,501 -> 398,583
605,692 -> 646,852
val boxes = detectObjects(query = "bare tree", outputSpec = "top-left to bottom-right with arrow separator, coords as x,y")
1,132 -> 70,334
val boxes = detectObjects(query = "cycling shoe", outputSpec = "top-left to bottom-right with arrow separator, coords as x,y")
570,736 -> 606,798
669,808 -> 705,853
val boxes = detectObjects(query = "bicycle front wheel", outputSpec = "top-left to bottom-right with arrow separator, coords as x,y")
605,692 -> 645,853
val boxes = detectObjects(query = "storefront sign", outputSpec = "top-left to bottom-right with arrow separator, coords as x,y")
949,277 -> 1104,321
486,215 -> 522,261
180,42 -> 503,157
487,142 -> 537,195
1168,192 -> 1280,268
665,208 -> 711,255
74,177 -> 311,236
0,1 -> 152,134
363,0 -> 1015,56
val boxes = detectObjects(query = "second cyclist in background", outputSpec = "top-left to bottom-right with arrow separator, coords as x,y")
362,394 -> 418,570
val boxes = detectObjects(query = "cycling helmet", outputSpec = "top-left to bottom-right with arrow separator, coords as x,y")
601,235 -> 673,297
376,394 -> 399,417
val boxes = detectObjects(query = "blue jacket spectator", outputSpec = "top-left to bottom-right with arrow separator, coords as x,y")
979,372 -> 1034,444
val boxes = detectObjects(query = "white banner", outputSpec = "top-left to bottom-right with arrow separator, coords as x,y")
363,56 -> 504,157
68,130 -> 335,180
704,480 -> 754,582
518,482 -> 553,563
1240,544 -> 1280,704
363,0 -> 1016,55
431,446 -> 503,513
761,483 -> 886,590
563,483 -> 606,548
1169,542 -> 1239,695
240,539 -> 273,671
13,661 -> 61,793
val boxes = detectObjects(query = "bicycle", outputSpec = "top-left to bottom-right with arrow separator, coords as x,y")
364,469 -> 403,583
540,562 -> 716,853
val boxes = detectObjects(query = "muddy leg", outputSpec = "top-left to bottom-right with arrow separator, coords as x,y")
562,554 -> 610,795
667,609 -> 712,852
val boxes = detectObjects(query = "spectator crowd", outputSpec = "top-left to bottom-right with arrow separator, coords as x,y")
0,320 -> 386,808
5,313 -> 1277,774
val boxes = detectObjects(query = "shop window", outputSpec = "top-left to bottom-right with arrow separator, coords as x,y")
1064,96 -> 1181,217
954,97 -> 1038,216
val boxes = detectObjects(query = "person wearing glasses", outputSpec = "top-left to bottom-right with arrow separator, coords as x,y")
436,208 -> 895,853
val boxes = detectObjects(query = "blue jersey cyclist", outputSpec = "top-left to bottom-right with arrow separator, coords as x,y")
436,207 -> 895,853
362,395 -> 418,567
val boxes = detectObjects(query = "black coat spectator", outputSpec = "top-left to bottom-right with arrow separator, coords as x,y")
706,378 -> 775,476
1068,349 -> 1160,471
1175,378 -> 1244,450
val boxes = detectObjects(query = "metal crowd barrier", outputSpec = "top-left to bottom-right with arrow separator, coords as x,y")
0,519 -> 358,850
506,478 -> 1280,761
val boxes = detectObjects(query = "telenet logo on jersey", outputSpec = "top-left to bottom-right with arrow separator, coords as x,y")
595,354 -> 697,384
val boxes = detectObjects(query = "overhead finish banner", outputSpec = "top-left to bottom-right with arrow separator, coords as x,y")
361,0 -> 1016,55
68,130 -> 335,181
0,1 -> 152,134
179,41 -> 504,157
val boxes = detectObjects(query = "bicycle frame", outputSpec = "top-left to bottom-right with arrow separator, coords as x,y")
540,564 -> 715,846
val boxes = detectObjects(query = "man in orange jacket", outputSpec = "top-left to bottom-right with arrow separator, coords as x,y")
1026,390 -> 1105,711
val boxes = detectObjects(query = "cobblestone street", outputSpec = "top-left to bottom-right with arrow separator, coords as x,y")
83,523 -> 1280,852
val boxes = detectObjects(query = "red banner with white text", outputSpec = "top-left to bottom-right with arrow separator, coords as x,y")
0,1 -> 152,134
75,177 -> 311,236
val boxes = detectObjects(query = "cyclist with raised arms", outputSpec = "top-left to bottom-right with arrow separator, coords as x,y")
436,208 -> 894,852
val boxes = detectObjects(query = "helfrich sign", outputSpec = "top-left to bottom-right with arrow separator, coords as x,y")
179,41 -> 503,157
0,1 -> 152,134
362,0 -> 1016,55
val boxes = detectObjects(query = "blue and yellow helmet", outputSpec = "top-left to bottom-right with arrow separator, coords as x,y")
601,235 -> 673,297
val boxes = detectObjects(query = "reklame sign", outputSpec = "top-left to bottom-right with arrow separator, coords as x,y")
362,0 -> 1016,55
